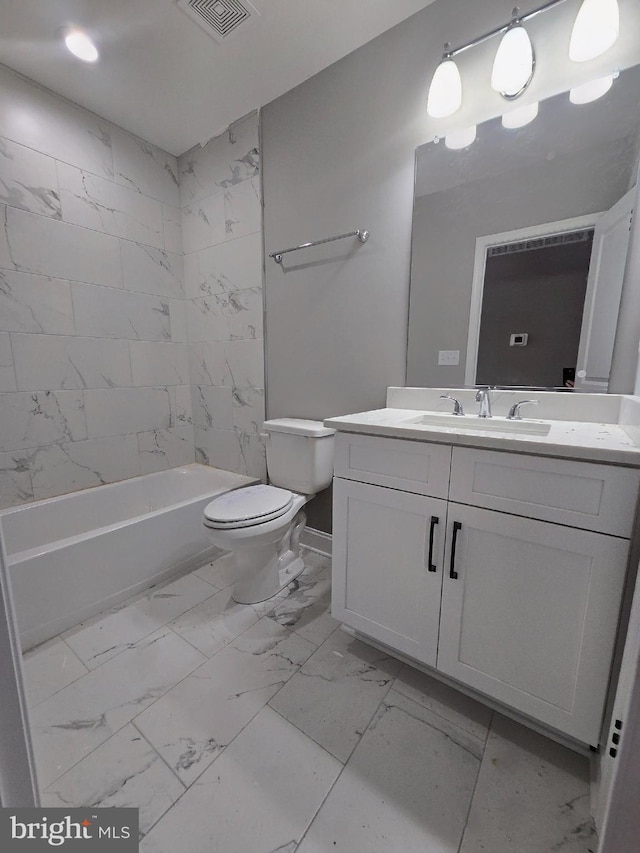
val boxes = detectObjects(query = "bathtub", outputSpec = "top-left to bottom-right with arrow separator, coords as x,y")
0,464 -> 258,651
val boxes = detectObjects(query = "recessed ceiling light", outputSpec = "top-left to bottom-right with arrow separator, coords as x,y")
64,29 -> 99,63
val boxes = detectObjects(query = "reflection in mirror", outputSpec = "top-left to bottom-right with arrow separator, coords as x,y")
407,64 -> 640,392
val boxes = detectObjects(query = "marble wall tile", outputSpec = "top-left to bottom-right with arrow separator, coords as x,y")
11,334 -> 132,391
138,427 -> 195,474
181,192 -> 225,255
139,705 -> 340,853
42,724 -> 185,836
111,126 -> 179,207
169,385 -> 193,427
1,205 -> 123,288
0,136 -> 61,218
130,342 -> 189,386
0,66 -> 114,180
188,342 -> 230,387
28,435 -> 140,500
183,232 -> 262,300
225,339 -> 265,388
232,386 -> 264,434
58,163 -> 164,249
71,285 -> 171,341
192,385 -> 234,431
0,450 -> 33,508
0,270 -> 74,335
0,331 -> 16,391
204,428 -> 266,480
187,287 -> 263,343
0,390 -> 87,451
22,638 -> 89,708
162,204 -> 182,254
120,241 -> 184,300
224,177 -> 261,239
84,387 -> 172,438
178,113 -> 259,207
29,628 -> 206,788
168,299 -> 188,343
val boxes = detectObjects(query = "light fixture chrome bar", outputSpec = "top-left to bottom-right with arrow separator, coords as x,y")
269,229 -> 370,263
446,0 -> 567,58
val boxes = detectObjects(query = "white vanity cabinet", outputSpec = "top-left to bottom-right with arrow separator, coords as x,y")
332,432 -> 640,745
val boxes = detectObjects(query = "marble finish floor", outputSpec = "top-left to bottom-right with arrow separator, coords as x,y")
23,549 -> 598,852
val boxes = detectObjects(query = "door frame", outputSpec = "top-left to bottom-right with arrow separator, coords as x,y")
464,213 -> 601,385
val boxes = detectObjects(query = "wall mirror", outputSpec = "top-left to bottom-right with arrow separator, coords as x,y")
406,64 -> 640,392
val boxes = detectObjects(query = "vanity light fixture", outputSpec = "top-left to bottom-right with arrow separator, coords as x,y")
427,52 -> 463,118
491,20 -> 535,100
445,125 -> 477,150
63,28 -> 99,63
502,101 -> 539,128
569,0 -> 619,62
569,73 -> 614,103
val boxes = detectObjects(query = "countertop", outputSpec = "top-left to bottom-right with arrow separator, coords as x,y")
324,407 -> 640,467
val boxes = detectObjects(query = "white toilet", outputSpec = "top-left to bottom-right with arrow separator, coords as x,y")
202,418 -> 335,604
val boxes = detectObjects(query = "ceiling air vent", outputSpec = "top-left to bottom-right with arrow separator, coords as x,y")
178,0 -> 260,42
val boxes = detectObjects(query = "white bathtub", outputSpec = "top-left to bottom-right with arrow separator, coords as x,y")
0,464 -> 257,651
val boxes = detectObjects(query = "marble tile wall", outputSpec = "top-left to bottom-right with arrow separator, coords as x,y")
0,66 -> 193,507
178,113 -> 266,480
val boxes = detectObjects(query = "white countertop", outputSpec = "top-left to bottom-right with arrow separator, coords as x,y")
324,405 -> 640,467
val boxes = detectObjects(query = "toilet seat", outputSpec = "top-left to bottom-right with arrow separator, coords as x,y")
203,484 -> 294,530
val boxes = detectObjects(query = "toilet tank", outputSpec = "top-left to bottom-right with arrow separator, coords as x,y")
263,419 -> 335,495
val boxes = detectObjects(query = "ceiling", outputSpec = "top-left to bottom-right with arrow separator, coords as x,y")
0,0 -> 437,156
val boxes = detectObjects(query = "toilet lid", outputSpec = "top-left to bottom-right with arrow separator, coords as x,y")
203,485 -> 294,529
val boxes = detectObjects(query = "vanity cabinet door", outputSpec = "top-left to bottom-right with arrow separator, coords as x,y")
438,505 -> 629,744
332,477 -> 446,667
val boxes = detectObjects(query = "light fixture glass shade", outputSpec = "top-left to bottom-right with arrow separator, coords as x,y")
569,0 -> 619,62
491,25 -> 535,99
427,59 -> 462,118
64,29 -> 99,62
569,74 -> 614,103
502,101 -> 539,129
445,126 -> 477,150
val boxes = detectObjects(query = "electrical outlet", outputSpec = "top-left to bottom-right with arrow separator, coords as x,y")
438,350 -> 460,366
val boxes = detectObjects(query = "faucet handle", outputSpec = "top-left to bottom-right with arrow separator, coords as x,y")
440,394 -> 465,416
507,399 -> 539,420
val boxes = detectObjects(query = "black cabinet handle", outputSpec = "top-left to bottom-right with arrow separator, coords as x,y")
428,516 -> 439,572
450,521 -> 462,579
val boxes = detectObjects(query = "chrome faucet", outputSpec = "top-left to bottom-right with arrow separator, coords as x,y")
440,394 -> 465,415
475,387 -> 492,418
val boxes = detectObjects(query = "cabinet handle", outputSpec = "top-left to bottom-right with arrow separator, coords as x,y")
450,521 -> 462,580
428,516 -> 439,572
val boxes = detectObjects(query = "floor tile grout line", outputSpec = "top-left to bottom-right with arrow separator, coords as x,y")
456,710 -> 493,853
24,637 -> 91,709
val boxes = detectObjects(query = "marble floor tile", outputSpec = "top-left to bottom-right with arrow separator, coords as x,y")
134,617 -> 316,786
194,551 -> 242,590
62,573 -> 218,669
268,628 -> 402,763
22,637 -> 88,707
459,714 -> 597,853
42,724 -> 185,836
139,706 -> 342,853
266,563 -> 340,648
30,628 -> 206,788
168,585 -> 263,657
393,664 -> 493,743
297,689 -> 480,853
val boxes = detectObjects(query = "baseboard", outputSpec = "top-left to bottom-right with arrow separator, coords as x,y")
301,526 -> 332,557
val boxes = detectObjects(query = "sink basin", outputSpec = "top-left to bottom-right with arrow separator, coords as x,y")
402,412 -> 551,436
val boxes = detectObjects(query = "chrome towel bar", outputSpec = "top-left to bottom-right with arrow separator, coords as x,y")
269,229 -> 369,263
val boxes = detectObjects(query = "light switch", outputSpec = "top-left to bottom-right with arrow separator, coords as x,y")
438,350 -> 460,365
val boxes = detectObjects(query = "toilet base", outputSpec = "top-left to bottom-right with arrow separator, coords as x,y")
230,510 -> 307,605
232,553 -> 305,605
